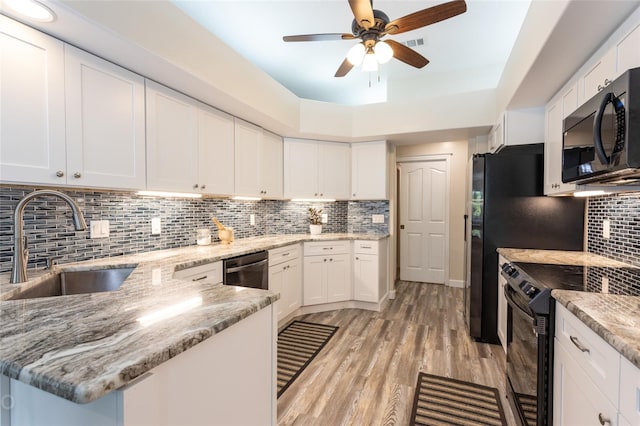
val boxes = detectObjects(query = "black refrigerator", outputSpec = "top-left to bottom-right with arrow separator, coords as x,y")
466,144 -> 585,343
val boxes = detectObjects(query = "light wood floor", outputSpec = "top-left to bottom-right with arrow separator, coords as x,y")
277,281 -> 518,425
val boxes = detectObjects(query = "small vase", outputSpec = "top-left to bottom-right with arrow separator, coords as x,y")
309,224 -> 322,235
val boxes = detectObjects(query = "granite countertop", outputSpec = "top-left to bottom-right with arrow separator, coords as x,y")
0,233 -> 387,404
498,248 -> 640,369
553,290 -> 640,369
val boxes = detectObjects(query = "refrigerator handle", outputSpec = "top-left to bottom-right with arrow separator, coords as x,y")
463,214 -> 469,241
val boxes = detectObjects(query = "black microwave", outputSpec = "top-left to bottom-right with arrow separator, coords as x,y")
562,67 -> 640,185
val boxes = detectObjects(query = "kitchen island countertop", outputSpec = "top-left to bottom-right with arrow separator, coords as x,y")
0,233 -> 387,404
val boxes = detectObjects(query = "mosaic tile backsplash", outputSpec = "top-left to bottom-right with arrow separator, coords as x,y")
0,187 -> 388,273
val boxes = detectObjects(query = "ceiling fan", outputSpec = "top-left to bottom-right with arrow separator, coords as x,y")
282,0 -> 467,77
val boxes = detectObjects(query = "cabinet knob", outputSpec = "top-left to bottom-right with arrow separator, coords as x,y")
73,172 -> 81,178
315,193 -> 318,196
353,193 -> 356,197
324,258 -> 327,262
355,257 -> 359,260
320,193 -> 323,196
598,413 -> 611,425
201,185 -> 206,190
56,171 -> 64,178
329,258 -> 333,262
597,84 -> 604,92
193,184 -> 199,189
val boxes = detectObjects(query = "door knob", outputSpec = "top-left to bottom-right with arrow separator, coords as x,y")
400,225 -> 405,229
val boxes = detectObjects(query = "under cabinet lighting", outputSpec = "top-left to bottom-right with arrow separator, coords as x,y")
573,190 -> 608,197
232,196 -> 262,201
291,198 -> 337,203
5,0 -> 55,22
137,191 -> 202,199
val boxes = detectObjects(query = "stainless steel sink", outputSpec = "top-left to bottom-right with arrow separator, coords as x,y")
9,267 -> 135,300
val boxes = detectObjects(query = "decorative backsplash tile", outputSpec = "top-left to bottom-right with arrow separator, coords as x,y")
0,186 -> 388,273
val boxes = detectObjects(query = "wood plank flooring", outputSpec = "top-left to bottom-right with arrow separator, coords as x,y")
277,281 -> 517,425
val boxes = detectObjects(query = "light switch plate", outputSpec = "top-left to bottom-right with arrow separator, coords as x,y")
372,214 -> 385,224
601,276 -> 609,293
90,220 -> 109,238
151,217 -> 161,235
250,214 -> 255,225
603,219 -> 610,239
321,213 -> 328,224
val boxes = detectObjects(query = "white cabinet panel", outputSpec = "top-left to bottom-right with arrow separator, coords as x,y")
146,81 -> 199,192
198,105 -> 234,195
261,131 -> 283,199
303,255 -> 327,305
318,142 -> 350,199
234,118 -> 262,197
326,254 -> 351,303
497,256 -> 507,353
616,23 -> 640,74
619,356 -> 640,425
269,244 -> 301,321
303,241 -> 352,305
351,141 -> 388,200
0,16 -> 65,185
580,48 -> 616,103
65,45 -> 146,190
353,253 -> 378,302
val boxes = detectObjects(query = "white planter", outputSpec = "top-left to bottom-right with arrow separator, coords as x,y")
309,224 -> 322,235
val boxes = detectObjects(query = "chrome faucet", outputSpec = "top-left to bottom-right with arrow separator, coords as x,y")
11,190 -> 87,283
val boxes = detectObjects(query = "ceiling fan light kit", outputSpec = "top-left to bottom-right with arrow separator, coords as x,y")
283,0 -> 467,77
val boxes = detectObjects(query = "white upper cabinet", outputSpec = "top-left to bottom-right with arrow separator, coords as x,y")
198,105 -> 234,196
351,141 -> 388,200
0,16 -> 65,185
284,138 -> 350,200
261,130 -> 283,199
615,22 -> 640,75
489,108 -> 544,153
146,80 -> 199,193
65,45 -> 146,190
580,48 -> 616,104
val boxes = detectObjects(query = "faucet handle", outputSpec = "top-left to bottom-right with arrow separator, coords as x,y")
45,256 -> 63,270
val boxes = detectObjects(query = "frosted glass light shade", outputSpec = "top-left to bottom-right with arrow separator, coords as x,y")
5,0 -> 55,21
347,43 -> 365,65
362,53 -> 378,72
375,41 -> 393,64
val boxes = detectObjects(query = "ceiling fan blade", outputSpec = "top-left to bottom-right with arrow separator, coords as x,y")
384,0 -> 467,35
349,0 -> 375,30
283,33 -> 356,42
335,58 -> 354,77
386,40 -> 429,68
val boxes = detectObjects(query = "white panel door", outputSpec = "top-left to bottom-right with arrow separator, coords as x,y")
353,253 -> 378,302
284,139 -> 318,198
198,105 -> 234,195
65,45 -> 146,190
326,253 -> 351,302
0,16 -> 66,185
234,118 -> 262,197
261,131 -> 283,199
146,81 -> 198,192
400,160 -> 448,283
303,256 -> 326,305
318,142 -> 350,199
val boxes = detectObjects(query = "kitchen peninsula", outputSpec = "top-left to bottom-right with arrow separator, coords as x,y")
0,233 -> 387,426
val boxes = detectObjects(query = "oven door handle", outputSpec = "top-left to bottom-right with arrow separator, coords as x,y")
504,285 -> 535,322
225,259 -> 268,274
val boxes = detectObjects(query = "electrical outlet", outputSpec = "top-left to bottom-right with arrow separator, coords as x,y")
601,276 -> 609,293
151,217 -> 161,235
603,219 -> 610,239
90,220 -> 109,238
372,214 -> 385,224
321,213 -> 328,224
250,214 -> 255,225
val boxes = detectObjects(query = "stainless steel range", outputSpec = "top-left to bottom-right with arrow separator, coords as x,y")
499,261 -> 640,426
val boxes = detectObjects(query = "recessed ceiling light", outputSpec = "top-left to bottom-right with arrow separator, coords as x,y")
5,0 -> 55,22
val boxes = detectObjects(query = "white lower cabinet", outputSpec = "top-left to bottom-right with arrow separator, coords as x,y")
9,306 -> 276,426
553,303 -> 636,426
353,240 -> 388,303
303,241 -> 351,305
268,244 -> 302,321
497,255 -> 508,353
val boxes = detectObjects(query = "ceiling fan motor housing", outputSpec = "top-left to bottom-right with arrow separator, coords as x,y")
351,9 -> 389,40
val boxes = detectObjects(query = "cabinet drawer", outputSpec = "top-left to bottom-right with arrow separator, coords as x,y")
269,244 -> 300,266
353,240 -> 378,255
555,304 -> 620,406
173,261 -> 223,284
304,240 -> 350,256
620,356 -> 640,424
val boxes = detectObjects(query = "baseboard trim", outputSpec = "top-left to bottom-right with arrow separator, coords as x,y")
279,299 -> 384,328
388,289 -> 396,299
448,279 -> 464,288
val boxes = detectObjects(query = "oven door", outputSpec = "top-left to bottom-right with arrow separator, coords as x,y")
505,284 -> 540,426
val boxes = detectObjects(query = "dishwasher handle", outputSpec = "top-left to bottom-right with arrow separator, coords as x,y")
225,258 -> 268,274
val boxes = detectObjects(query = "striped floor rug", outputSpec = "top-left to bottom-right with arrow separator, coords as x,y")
411,372 -> 507,426
515,392 -> 537,426
277,320 -> 338,398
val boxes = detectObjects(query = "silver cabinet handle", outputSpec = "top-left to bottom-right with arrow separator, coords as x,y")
56,170 -> 64,177
355,257 -> 359,260
598,413 -> 610,425
569,335 -> 590,353
314,193 -> 318,196
598,84 -> 604,92
361,245 -> 372,249
73,172 -> 81,178
192,275 -> 207,281
282,252 -> 290,256
604,78 -> 612,86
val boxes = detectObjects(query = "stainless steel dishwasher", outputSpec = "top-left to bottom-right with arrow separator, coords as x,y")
223,251 -> 268,290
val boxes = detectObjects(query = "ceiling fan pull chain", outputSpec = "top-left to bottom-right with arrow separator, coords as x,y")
369,73 -> 372,88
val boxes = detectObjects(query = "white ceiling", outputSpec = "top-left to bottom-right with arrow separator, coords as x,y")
172,0 -> 532,106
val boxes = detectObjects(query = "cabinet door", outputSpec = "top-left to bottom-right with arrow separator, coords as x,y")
234,119 -> 262,197
146,81 -> 198,192
615,23 -> 640,77
353,253 -> 378,302
303,256 -> 326,305
261,131 -> 283,199
318,142 -> 350,199
497,271 -> 507,353
198,105 -> 234,195
351,141 -> 387,200
580,49 -> 615,103
0,16 -> 66,185
65,45 -> 146,190
268,265 -> 285,320
284,258 -> 302,316
326,253 -> 351,303
284,139 -> 318,199
553,341 -> 618,426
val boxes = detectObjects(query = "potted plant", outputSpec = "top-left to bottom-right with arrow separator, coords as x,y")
308,207 -> 323,235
